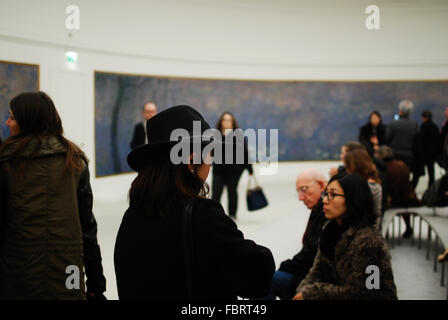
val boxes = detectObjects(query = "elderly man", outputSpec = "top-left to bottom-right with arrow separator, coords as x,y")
262,168 -> 327,300
130,101 -> 158,150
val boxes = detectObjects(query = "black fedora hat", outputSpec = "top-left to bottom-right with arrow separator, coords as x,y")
127,105 -> 215,172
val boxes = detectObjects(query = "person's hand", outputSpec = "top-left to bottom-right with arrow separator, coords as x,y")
370,136 -> 379,145
292,292 -> 304,300
329,167 -> 338,178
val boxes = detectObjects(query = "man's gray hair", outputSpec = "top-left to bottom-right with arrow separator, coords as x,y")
298,168 -> 327,184
398,99 -> 414,116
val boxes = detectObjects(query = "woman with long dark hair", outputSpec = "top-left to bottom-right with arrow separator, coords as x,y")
359,111 -> 386,157
114,105 -> 274,300
212,112 -> 253,219
343,148 -> 383,228
293,173 -> 397,300
0,91 -> 106,300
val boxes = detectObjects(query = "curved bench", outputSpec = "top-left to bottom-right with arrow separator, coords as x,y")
381,206 -> 448,299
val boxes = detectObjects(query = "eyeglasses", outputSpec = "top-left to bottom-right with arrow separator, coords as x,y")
321,190 -> 345,201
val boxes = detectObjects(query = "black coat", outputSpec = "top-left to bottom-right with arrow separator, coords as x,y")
420,120 -> 440,162
114,198 -> 275,300
130,122 -> 146,150
279,200 -> 327,286
385,116 -> 419,168
359,123 -> 386,157
213,134 -> 254,176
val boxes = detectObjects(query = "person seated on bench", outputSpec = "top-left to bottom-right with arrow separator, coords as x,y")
293,173 -> 398,300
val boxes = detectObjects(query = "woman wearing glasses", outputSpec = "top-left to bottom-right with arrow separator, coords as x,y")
293,173 -> 397,300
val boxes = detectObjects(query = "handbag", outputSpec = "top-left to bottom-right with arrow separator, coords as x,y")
246,174 -> 268,211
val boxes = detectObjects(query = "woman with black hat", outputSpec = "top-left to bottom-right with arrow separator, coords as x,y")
293,173 -> 397,300
114,105 -> 275,300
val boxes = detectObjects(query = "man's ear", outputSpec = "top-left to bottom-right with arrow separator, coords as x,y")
318,180 -> 327,192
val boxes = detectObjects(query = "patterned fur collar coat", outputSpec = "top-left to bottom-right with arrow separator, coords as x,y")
297,222 -> 398,300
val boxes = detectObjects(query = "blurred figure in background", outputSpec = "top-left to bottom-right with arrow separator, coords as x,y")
0,92 -> 106,299
344,148 -> 382,229
211,112 -> 253,219
329,141 -> 365,178
375,146 -> 421,238
262,168 -> 327,300
439,107 -> 448,162
385,99 -> 423,189
130,101 -> 158,150
359,111 -> 386,157
420,110 -> 440,188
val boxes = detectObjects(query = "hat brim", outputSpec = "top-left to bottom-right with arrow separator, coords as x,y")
127,138 -> 237,172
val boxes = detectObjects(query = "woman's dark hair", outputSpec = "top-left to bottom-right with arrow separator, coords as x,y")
129,147 -> 209,216
344,148 -> 381,184
0,91 -> 84,173
343,141 -> 365,153
328,173 -> 376,227
216,112 -> 239,133
369,111 -> 383,125
422,110 -> 432,120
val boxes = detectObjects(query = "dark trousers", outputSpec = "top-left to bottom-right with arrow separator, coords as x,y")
212,171 -> 243,218
424,160 -> 436,189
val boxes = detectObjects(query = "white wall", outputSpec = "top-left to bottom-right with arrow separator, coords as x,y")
1,0 -> 448,199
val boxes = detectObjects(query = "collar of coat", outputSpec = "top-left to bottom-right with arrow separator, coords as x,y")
0,136 -> 71,163
320,220 -> 363,261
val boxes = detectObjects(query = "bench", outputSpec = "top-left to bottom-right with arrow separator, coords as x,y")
382,206 -> 448,299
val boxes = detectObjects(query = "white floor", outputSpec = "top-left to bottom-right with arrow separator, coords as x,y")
92,161 -> 447,300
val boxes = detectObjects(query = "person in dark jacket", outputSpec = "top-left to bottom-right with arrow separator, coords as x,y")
385,99 -> 423,189
420,110 -> 440,188
359,111 -> 386,157
261,168 -> 327,300
0,92 -> 106,300
130,101 -> 157,150
375,146 -> 421,238
439,107 -> 448,165
212,112 -> 253,219
293,173 -> 397,300
114,105 -> 275,300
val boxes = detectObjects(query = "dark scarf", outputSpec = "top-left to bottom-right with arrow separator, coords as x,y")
319,219 -> 351,260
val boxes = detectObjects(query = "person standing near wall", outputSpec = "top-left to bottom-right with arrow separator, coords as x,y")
420,110 -> 440,188
385,99 -> 423,189
359,111 -> 386,157
0,92 -> 106,300
130,101 -> 158,150
211,112 -> 253,219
